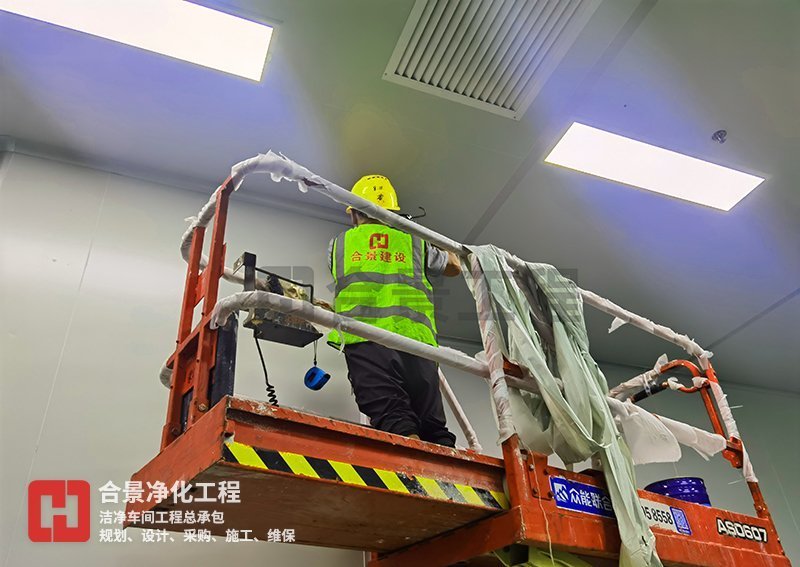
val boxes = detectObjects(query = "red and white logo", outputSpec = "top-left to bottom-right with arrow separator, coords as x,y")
28,480 -> 91,542
369,233 -> 389,250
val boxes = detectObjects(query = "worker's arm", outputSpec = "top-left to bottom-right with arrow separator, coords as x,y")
443,251 -> 461,277
426,244 -> 461,278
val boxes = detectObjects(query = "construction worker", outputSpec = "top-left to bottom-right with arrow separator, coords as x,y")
328,175 -> 461,447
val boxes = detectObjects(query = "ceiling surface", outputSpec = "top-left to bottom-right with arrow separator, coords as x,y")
1,0 -> 798,391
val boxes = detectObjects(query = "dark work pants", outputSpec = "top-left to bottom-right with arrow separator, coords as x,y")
343,341 -> 457,447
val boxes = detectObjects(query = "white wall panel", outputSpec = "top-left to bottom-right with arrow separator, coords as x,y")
0,153 -> 110,555
0,153 -> 359,566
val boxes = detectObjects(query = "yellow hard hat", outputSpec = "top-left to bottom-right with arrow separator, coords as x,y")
347,174 -> 400,212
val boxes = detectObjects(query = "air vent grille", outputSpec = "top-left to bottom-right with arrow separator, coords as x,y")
384,0 -> 601,120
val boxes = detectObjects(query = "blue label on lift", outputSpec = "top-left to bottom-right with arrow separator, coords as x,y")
549,476 -> 615,518
549,476 -> 692,536
671,507 -> 692,535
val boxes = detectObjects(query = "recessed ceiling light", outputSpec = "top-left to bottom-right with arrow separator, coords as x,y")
0,0 -> 273,81
545,122 -> 765,211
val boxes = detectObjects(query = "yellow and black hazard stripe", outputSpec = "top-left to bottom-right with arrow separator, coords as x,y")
223,440 -> 509,510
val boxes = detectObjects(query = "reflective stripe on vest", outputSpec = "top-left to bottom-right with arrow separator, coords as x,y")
328,225 -> 437,347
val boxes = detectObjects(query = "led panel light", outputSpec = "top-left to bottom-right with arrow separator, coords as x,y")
545,122 -> 764,211
0,0 -> 273,81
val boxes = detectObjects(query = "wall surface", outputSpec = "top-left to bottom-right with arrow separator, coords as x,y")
0,152 -> 361,566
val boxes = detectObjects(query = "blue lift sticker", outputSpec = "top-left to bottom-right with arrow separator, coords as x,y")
550,476 -> 615,517
549,476 -> 692,536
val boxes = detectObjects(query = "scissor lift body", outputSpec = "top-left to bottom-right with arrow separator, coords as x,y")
128,176 -> 791,566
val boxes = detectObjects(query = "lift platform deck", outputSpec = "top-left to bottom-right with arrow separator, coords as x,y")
126,395 -> 789,566
127,396 -> 509,553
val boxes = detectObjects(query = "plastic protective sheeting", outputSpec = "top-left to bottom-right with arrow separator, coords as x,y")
225,151 -> 716,368
439,368 -> 483,452
464,246 -> 662,567
159,362 -> 172,388
655,412 -> 727,461
179,185 -> 222,267
229,151 -> 467,255
692,377 -> 757,482
210,291 -> 487,376
605,398 -> 727,464
579,288 -> 713,370
608,355 -> 668,400
179,183 -> 251,288
608,399 -> 681,465
209,290 -> 544,396
608,316 -> 627,333
467,255 -> 517,443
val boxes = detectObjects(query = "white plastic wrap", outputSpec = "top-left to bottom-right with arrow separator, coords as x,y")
608,316 -> 626,333
456,256 -> 514,443
167,150 -> 752,496
692,377 -> 756,482
228,151 -> 467,255
179,185 -> 248,289
439,368 -> 483,452
608,398 -> 681,465
159,362 -> 172,388
606,398 -> 726,463
213,292 -> 478,371
579,289 -> 713,370
178,182 -> 265,289
707,380 -> 740,440
607,355 -> 669,400
196,150 -> 715,375
739,445 -> 757,483
211,290 -> 496,378
656,413 -> 727,461
180,184 -> 221,266
202,287 -> 727,471
160,288 -> 539,394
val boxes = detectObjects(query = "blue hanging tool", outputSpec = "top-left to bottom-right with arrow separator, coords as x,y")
304,341 -> 330,390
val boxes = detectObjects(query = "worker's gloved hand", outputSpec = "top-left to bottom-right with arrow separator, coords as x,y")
313,298 -> 334,312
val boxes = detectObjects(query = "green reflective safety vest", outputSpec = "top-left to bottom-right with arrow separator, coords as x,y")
328,224 -> 438,348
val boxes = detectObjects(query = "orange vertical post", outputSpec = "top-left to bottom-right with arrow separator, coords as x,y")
161,178 -> 234,449
161,225 -> 206,448
187,180 -> 233,428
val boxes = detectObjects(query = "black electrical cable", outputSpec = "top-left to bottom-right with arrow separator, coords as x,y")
254,333 -> 278,405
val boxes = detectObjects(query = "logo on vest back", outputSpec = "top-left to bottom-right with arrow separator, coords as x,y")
369,233 -> 389,250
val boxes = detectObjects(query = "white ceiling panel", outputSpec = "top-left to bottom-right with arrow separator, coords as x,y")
706,290 -> 800,391
472,0 -> 800,387
1,0 -> 797,391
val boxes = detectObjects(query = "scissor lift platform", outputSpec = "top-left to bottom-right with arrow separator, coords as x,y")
126,396 -> 789,566
131,163 -> 793,565
127,396 -> 511,552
